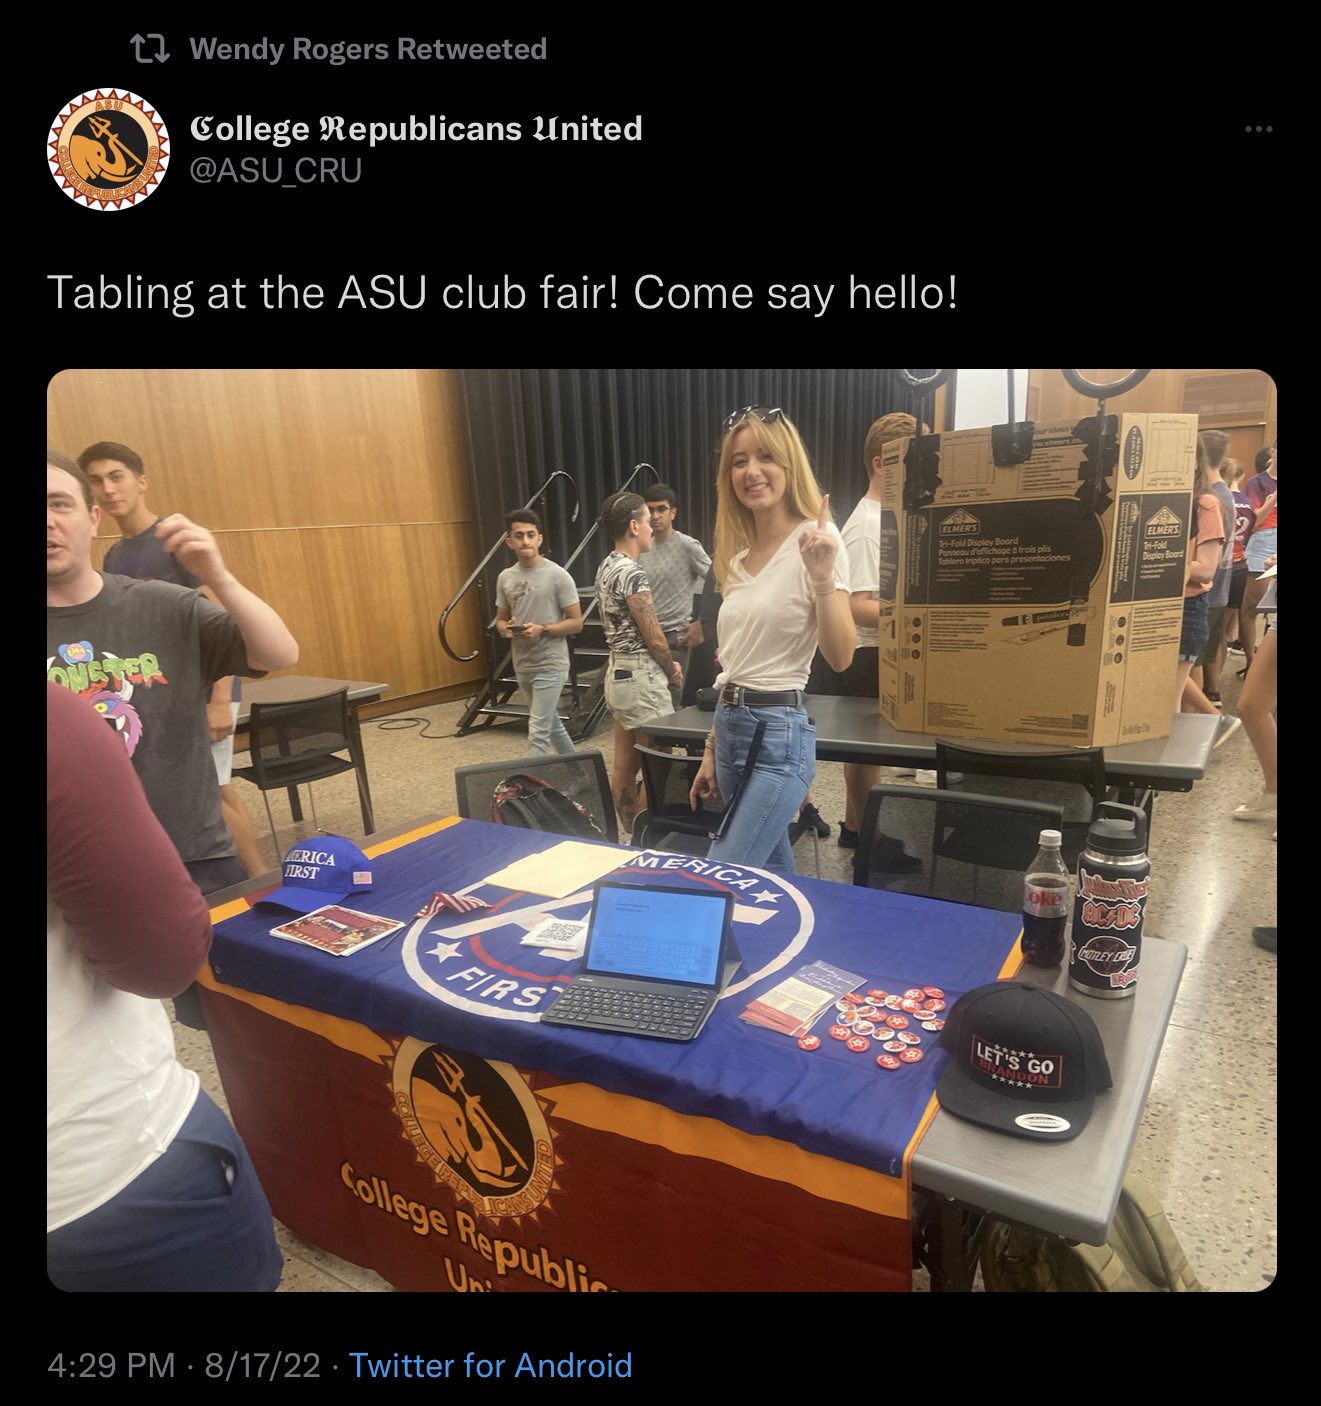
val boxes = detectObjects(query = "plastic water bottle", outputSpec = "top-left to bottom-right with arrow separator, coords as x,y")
1022,829 -> 1069,966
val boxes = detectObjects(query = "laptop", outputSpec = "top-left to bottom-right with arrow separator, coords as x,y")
539,880 -> 741,1042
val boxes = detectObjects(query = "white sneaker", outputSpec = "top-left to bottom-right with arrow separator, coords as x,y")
1232,791 -> 1277,821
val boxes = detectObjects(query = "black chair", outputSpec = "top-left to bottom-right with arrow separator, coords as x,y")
454,749 -> 617,844
853,784 -> 1065,913
232,689 -> 375,850
934,738 -> 1107,865
631,744 -> 724,855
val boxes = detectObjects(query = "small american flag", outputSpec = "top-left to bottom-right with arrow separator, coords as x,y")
415,891 -> 489,919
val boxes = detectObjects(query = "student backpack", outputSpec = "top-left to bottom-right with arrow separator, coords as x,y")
979,1174 -> 1205,1292
490,773 -> 604,840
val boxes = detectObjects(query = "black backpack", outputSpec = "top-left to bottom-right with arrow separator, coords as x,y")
490,774 -> 604,840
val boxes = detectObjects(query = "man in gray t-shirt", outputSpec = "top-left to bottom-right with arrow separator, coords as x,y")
645,485 -> 711,705
494,509 -> 583,755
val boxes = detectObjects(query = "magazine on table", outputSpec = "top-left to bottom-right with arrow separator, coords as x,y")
269,904 -> 404,957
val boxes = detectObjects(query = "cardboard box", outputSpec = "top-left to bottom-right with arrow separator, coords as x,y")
876,413 -> 1197,747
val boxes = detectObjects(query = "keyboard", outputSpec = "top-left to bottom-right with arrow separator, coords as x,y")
542,982 -> 715,1041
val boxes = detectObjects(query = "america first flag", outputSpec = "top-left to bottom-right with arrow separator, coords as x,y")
415,891 -> 490,919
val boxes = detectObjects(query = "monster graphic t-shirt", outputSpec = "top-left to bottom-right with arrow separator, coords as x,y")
46,573 -> 256,863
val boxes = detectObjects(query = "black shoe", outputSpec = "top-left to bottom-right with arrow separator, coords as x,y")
1252,926 -> 1277,953
873,836 -> 923,874
799,802 -> 830,838
1205,691 -> 1222,706
837,823 -> 859,850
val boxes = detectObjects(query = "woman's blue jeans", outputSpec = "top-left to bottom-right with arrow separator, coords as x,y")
705,704 -> 815,873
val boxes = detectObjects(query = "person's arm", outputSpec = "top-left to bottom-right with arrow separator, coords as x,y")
849,592 -> 881,630
47,685 -> 212,998
495,605 -> 515,639
626,588 -> 682,690
1251,488 -> 1278,525
193,583 -> 240,739
1186,538 -> 1223,586
207,677 -> 236,742
155,515 -> 298,672
799,501 -> 856,672
519,602 -> 583,641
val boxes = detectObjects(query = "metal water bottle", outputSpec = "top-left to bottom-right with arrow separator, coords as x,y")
1069,802 -> 1149,999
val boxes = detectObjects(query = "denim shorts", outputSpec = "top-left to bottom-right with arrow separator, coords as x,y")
1179,592 -> 1210,661
604,656 -> 673,731
1246,526 -> 1277,573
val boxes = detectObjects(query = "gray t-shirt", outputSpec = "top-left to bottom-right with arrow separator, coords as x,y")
495,559 -> 579,672
46,573 -> 257,863
644,531 -> 711,632
1208,480 -> 1236,607
594,551 -> 651,654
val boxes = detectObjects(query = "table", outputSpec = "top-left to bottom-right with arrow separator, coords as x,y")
237,675 -> 388,833
911,937 -> 1185,1286
200,819 -> 1182,1292
646,696 -> 1219,816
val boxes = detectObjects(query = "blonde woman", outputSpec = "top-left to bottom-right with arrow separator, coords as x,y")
689,407 -> 855,871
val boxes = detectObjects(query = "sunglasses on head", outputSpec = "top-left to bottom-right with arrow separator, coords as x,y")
723,404 -> 784,432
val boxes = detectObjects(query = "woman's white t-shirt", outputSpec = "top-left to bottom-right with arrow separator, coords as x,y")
716,521 -> 850,691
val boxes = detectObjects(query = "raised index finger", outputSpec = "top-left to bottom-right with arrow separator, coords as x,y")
818,495 -> 829,530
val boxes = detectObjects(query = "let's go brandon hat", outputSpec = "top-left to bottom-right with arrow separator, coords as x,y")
254,835 -> 374,912
936,981 -> 1112,1142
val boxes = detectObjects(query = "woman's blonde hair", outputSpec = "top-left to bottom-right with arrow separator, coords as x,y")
711,412 -> 826,589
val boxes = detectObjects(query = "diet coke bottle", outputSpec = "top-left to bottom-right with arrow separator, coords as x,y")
1022,829 -> 1069,966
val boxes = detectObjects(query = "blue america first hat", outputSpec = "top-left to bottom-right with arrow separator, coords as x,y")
253,835 -> 374,912
936,981 -> 1112,1142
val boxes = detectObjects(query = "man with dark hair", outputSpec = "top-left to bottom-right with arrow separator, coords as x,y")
644,484 -> 710,707
494,507 -> 583,755
79,440 -> 265,877
47,453 -> 298,897
594,491 -> 681,833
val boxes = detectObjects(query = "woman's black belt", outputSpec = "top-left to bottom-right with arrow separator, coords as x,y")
718,686 -> 805,708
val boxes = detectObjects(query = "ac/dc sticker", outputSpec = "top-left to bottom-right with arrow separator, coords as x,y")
49,90 -> 169,210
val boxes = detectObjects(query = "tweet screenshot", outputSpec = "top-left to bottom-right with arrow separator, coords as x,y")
42,18 -> 1281,1379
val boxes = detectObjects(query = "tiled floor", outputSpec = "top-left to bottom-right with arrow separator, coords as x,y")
181,661 -> 1276,1293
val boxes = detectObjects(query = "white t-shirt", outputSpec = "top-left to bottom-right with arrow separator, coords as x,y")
47,898 -> 199,1230
841,496 -> 882,648
716,521 -> 850,691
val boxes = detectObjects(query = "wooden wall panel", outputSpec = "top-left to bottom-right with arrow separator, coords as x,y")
50,369 -> 484,706
1028,369 -> 1275,437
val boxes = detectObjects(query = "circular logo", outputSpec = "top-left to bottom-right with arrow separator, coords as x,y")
391,1039 -> 557,1222
48,89 -> 169,210
1078,934 -> 1137,975
400,852 -> 814,1021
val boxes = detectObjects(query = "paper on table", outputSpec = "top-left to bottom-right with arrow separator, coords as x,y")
483,840 -> 633,898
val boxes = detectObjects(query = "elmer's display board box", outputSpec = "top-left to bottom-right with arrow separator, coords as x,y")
876,413 -> 1198,747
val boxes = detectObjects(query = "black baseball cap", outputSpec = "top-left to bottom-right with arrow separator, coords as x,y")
937,981 -> 1112,1142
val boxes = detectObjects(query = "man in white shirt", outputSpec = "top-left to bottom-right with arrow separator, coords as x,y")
810,413 -> 920,846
